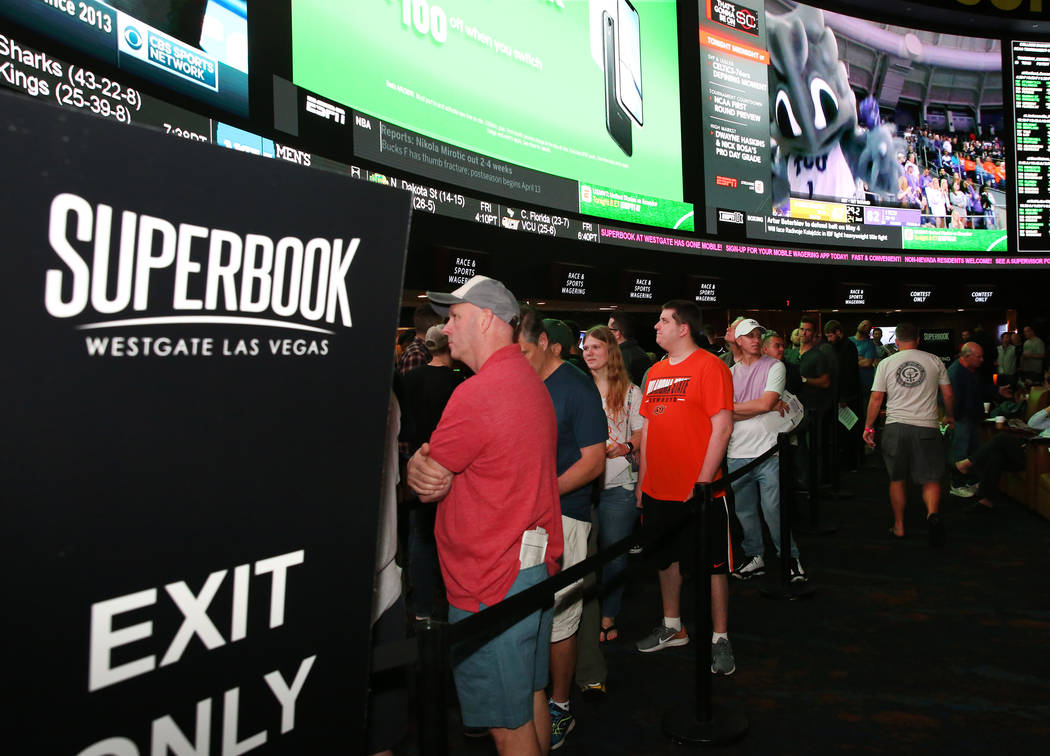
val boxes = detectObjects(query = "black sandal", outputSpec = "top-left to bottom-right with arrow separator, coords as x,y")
599,624 -> 618,643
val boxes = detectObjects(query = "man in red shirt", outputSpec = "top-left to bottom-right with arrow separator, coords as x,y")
634,300 -> 737,675
408,275 -> 563,755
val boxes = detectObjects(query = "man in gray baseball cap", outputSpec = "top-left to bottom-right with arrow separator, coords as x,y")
427,275 -> 520,325
410,274 -> 563,752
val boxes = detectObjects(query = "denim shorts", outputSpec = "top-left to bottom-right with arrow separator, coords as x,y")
448,564 -> 554,729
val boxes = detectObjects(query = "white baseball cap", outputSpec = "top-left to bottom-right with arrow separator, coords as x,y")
734,318 -> 764,338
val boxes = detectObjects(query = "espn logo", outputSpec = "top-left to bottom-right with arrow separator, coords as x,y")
715,175 -> 738,188
718,210 -> 744,224
305,95 -> 346,125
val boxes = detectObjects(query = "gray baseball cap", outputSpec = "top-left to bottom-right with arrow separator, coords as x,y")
427,275 -> 520,324
424,324 -> 449,352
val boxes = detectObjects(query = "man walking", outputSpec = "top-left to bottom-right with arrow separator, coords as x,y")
634,301 -> 736,675
407,276 -> 563,755
948,342 -> 1011,496
862,323 -> 954,546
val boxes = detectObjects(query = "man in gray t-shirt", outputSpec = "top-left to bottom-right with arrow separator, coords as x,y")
863,323 -> 955,545
1021,326 -> 1046,381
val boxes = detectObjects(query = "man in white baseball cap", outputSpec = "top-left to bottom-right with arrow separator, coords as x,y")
726,319 -> 806,583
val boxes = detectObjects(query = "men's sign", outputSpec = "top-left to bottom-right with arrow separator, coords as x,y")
1,93 -> 411,753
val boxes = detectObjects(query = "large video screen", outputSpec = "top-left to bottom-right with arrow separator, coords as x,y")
0,0 -> 249,116
1011,39 -> 1050,252
700,0 -> 1008,254
291,0 -> 692,231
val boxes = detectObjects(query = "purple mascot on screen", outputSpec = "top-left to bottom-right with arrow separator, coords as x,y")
767,5 -> 898,209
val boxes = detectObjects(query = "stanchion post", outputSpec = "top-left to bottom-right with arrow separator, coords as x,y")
809,408 -> 822,526
662,483 -> 748,745
827,404 -> 855,500
695,484 -> 714,724
416,619 -> 449,756
799,409 -> 837,535
778,433 -> 792,587
760,433 -> 815,600
828,406 -> 841,491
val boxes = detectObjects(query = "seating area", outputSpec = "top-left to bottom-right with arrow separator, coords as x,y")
997,385 -> 1050,519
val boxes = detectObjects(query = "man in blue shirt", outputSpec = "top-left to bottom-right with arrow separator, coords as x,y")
517,308 -> 606,751
948,342 -> 1011,496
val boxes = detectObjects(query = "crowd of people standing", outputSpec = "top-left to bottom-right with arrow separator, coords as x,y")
372,279 -> 1047,755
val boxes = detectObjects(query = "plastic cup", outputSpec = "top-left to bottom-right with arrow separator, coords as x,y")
995,415 -> 1006,429
983,402 -> 991,415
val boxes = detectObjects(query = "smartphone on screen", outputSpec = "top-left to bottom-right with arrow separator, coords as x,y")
616,0 -> 643,126
603,11 -> 632,156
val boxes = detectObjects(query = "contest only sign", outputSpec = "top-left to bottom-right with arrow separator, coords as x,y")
1,93 -> 411,753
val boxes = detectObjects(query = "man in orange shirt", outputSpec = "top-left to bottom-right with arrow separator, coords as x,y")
634,300 -> 736,675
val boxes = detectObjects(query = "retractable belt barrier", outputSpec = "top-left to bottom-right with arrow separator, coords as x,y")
372,439 -> 783,674
374,432 -> 799,754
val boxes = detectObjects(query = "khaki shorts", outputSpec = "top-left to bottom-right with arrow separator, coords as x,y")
551,515 -> 590,642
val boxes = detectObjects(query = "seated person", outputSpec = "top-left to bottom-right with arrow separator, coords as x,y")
954,408 -> 1050,512
954,435 -> 1026,512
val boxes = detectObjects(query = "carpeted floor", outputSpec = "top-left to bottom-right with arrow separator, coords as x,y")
400,455 -> 1050,754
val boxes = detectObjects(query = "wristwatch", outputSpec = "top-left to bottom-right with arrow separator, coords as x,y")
625,441 -> 634,453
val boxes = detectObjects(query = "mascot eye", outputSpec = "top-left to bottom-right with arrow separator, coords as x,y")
775,90 -> 801,137
810,78 -> 838,130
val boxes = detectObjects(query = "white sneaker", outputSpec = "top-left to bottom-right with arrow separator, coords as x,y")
950,484 -> 978,498
732,554 -> 765,580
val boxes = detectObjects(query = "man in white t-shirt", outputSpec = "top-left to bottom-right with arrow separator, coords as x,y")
727,320 -> 805,583
863,323 -> 955,546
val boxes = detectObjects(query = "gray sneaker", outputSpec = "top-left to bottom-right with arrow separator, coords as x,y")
711,637 -> 736,675
636,625 -> 689,653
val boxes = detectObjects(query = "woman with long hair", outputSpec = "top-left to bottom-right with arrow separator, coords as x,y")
581,326 -> 643,643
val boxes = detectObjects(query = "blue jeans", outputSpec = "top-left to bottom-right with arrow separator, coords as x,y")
597,485 -> 639,619
728,455 -> 798,559
951,418 -> 980,486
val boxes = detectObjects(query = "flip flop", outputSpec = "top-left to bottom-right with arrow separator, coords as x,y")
599,624 -> 619,643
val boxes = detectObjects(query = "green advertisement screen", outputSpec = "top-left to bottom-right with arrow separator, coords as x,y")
292,0 -> 689,230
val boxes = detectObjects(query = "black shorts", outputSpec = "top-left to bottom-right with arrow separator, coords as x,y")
641,494 -> 732,574
881,423 -> 946,484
